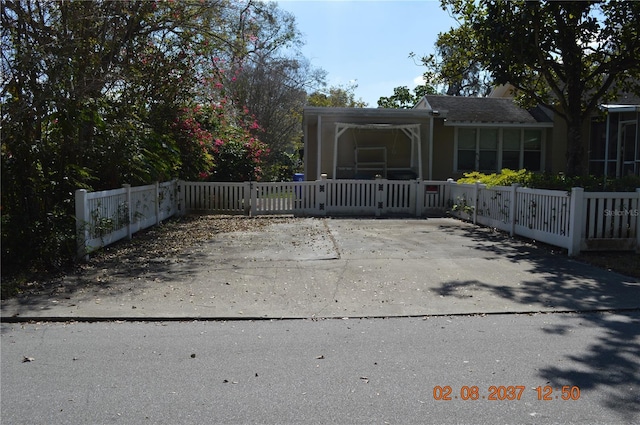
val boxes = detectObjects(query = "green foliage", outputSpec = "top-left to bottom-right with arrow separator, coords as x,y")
0,0 -> 310,277
450,196 -> 475,216
377,85 -> 436,109
263,151 -> 303,182
307,83 -> 367,108
457,169 -> 640,192
439,0 -> 640,176
457,169 -> 534,187
411,23 -> 492,96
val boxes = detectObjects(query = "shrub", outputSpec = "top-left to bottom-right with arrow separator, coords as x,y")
457,169 -> 640,192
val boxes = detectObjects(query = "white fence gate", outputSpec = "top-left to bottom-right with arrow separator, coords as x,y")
76,179 -> 639,257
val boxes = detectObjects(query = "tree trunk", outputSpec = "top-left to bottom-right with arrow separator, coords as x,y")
565,115 -> 587,177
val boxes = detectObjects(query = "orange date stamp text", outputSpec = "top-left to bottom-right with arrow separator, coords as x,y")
432,385 -> 581,401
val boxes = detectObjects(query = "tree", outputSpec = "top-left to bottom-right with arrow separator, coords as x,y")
0,0 -> 312,275
307,83 -> 367,108
377,85 -> 435,108
227,58 -> 324,180
2,0 -> 213,272
413,23 -> 492,96
441,0 -> 640,176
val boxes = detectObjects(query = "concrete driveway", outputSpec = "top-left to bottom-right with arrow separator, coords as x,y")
2,217 -> 639,320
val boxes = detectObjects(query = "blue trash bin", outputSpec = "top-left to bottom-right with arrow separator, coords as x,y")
293,173 -> 304,199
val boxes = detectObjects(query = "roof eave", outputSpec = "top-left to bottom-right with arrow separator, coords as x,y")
444,121 -> 554,128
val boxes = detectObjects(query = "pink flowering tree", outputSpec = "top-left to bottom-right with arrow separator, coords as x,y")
171,102 -> 268,182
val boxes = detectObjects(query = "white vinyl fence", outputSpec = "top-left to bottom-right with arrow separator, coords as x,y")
76,178 -> 639,257
448,182 -> 640,256
178,179 -> 449,217
75,180 -> 178,258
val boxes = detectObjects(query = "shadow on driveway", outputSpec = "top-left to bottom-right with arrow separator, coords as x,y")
435,221 -> 640,424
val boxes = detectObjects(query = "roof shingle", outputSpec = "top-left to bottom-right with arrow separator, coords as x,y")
424,95 -> 551,124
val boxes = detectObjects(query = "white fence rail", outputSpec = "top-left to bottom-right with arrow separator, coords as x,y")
76,179 -> 639,258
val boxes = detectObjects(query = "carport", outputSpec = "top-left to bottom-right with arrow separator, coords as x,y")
332,122 -> 422,179
302,107 -> 432,180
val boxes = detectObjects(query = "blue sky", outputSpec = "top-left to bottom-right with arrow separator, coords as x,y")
276,0 -> 459,106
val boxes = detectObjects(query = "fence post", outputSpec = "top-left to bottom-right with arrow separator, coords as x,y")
317,175 -> 327,216
415,179 -> 424,217
375,176 -> 386,217
122,184 -> 132,240
509,184 -> 519,237
473,181 -> 480,224
177,180 -> 185,216
249,181 -> 257,216
75,189 -> 90,261
636,188 -> 640,253
568,187 -> 585,256
154,181 -> 160,226
445,179 -> 454,213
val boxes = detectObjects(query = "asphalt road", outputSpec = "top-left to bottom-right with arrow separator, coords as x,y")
2,312 -> 639,425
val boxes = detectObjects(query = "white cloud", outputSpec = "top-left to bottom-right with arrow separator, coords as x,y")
413,75 -> 426,86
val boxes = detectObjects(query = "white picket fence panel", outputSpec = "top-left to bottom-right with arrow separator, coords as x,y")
581,191 -> 640,251
76,179 -> 639,258
514,187 -> 572,249
326,180 -> 378,215
448,183 -> 640,255
75,180 -> 179,258
181,181 -> 249,215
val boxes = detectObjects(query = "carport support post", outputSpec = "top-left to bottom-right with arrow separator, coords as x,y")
509,184 -> 519,236
568,187 -> 585,256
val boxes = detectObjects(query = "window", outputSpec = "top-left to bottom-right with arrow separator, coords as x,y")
589,112 -> 640,177
479,129 -> 498,171
502,129 -> 521,170
589,117 -> 618,176
455,128 -> 543,172
457,128 -> 476,171
523,130 -> 542,171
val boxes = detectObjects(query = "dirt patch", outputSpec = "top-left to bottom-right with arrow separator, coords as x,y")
577,251 -> 640,279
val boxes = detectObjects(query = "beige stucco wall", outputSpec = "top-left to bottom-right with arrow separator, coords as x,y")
431,120 -> 456,180
547,116 -> 593,174
304,123 -> 318,180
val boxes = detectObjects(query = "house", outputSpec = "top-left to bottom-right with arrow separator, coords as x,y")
303,95 -> 554,181
489,84 -> 640,178
302,91 -> 640,180
589,92 -> 640,177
